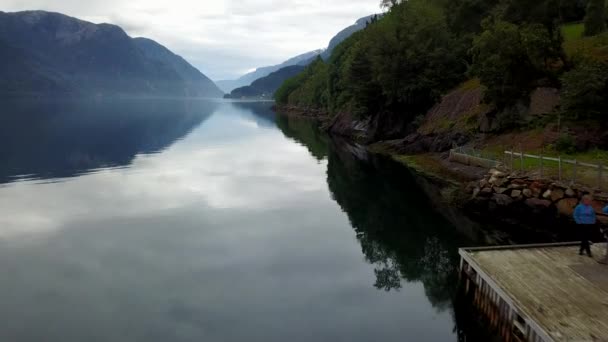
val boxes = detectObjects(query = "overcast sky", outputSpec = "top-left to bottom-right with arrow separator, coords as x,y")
2,0 -> 380,80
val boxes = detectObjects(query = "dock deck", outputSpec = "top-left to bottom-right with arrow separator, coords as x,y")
460,242 -> 608,341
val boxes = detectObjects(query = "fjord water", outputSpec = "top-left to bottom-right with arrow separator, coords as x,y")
0,99 -> 474,341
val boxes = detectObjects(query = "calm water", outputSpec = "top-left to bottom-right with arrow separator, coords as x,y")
0,99 -> 480,341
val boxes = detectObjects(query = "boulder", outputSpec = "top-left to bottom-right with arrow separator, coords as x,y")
525,198 -> 552,209
511,190 -> 522,198
523,189 -> 533,198
592,200 -> 606,215
480,187 -> 493,197
493,193 -> 514,206
508,183 -> 524,190
551,189 -> 565,202
489,177 -> 507,187
490,169 -> 506,178
556,198 -> 578,217
565,188 -> 576,197
542,190 -> 552,199
479,179 -> 489,188
494,187 -> 508,194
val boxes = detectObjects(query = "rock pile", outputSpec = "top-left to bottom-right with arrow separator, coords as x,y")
467,169 -> 608,223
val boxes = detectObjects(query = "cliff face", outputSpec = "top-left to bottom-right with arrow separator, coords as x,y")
0,11 -> 223,97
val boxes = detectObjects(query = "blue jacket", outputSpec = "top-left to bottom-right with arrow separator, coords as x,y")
574,204 -> 596,225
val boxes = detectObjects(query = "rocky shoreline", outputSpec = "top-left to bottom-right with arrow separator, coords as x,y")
272,106 -> 607,242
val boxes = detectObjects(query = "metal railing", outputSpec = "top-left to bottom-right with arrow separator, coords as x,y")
449,145 -> 606,190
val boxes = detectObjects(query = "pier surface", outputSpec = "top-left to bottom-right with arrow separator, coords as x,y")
460,242 -> 608,341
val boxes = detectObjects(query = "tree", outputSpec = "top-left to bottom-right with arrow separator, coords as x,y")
471,20 -> 560,107
584,0 -> 607,36
561,60 -> 608,118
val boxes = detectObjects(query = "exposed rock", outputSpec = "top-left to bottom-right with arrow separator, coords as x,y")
528,87 -> 560,116
508,183 -> 524,190
542,189 -> 552,199
479,179 -> 489,188
551,189 -> 565,202
523,189 -> 533,198
472,187 -> 480,198
556,198 -> 578,217
480,187 -> 493,197
493,193 -> 514,206
511,190 -> 522,198
565,188 -> 576,197
490,169 -> 506,178
525,198 -> 552,209
489,176 -> 507,187
494,187 -> 508,194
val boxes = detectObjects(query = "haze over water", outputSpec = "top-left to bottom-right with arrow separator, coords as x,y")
0,99 -> 474,341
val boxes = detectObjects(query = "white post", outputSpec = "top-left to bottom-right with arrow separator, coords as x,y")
558,156 -> 562,181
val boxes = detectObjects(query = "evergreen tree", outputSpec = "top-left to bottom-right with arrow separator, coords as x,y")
584,0 -> 607,36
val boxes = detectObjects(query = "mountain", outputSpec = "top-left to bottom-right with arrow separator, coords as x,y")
224,65 -> 306,99
216,49 -> 323,93
0,10 -> 223,97
320,15 -> 377,60
217,14 -> 377,94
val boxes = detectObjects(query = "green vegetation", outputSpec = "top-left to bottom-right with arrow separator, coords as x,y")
562,22 -> 584,42
275,0 -> 608,153
584,0 -> 607,36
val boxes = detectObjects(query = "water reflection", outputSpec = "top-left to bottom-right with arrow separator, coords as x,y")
0,101 -> 471,341
0,98 -> 217,184
276,116 -> 470,307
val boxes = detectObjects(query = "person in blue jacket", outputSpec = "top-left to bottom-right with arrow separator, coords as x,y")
573,195 -> 597,257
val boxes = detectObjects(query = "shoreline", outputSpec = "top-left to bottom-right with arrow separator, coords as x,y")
273,105 -> 604,243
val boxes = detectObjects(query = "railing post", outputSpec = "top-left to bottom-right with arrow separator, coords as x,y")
540,152 -> 544,179
510,148 -> 514,171
558,156 -> 562,181
520,145 -> 524,172
599,163 -> 603,190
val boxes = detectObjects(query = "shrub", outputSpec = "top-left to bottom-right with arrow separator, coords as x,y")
555,134 -> 577,154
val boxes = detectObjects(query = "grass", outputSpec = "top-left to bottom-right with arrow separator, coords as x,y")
561,22 -> 584,42
482,146 -> 608,189
562,26 -> 608,61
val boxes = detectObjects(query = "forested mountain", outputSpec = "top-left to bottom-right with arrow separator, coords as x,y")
217,14 -> 378,94
224,65 -> 305,99
320,14 -> 378,60
276,0 -> 605,148
0,10 -> 223,97
216,50 -> 323,93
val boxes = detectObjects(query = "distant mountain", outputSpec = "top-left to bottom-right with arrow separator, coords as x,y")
217,14 -> 377,94
224,65 -> 305,99
216,49 -> 323,93
0,11 -> 223,97
321,14 -> 378,60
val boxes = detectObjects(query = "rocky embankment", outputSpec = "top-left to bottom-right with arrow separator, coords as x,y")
465,169 -> 608,239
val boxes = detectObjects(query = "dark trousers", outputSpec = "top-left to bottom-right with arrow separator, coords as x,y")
579,225 -> 593,256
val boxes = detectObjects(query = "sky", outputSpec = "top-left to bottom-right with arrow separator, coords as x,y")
2,0 -> 380,80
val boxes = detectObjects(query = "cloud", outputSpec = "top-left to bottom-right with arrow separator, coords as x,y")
2,0 -> 380,79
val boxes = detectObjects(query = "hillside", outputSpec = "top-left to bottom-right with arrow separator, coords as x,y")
224,65 -> 305,99
216,50 -> 322,93
0,10 -> 223,97
275,0 -> 606,154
